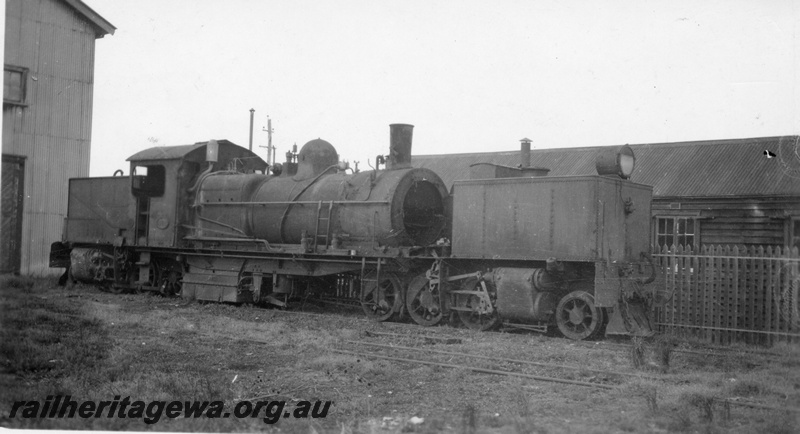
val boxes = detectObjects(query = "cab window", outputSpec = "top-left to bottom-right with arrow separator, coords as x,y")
132,165 -> 165,197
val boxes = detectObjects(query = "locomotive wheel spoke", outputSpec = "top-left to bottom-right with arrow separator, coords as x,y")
162,271 -> 182,296
556,291 -> 605,340
456,277 -> 500,331
406,274 -> 442,326
361,273 -> 402,322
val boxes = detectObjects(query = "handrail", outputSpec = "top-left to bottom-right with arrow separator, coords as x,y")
183,236 -> 281,252
198,200 -> 389,206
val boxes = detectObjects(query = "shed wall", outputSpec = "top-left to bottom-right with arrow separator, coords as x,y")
652,197 -> 800,248
3,0 -> 98,274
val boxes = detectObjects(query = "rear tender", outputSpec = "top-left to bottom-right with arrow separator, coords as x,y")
49,176 -> 135,285
62,177 -> 135,245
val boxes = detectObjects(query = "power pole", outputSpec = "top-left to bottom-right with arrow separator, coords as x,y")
248,108 -> 255,151
261,117 -> 275,165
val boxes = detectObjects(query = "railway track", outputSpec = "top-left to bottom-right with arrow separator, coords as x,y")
255,304 -> 796,368
78,285 -> 800,416
357,324 -> 795,365
91,280 -> 797,367
87,275 -> 795,365
341,339 -> 662,380
330,337 -> 800,415
330,344 -> 620,390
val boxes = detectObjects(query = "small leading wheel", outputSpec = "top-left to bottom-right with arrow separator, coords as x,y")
361,273 -> 402,322
161,270 -> 182,296
457,277 -> 500,331
555,291 -> 606,340
406,274 -> 442,326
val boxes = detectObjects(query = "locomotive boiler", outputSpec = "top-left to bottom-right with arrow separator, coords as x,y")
194,125 -> 448,249
50,123 -> 661,340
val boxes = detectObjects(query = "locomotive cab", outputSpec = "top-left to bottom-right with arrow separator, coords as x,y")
126,140 -> 267,248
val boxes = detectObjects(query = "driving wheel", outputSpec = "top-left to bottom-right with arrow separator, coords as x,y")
457,277 -> 500,331
361,272 -> 402,322
406,274 -> 442,326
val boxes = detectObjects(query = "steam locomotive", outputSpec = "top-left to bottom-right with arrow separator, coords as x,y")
50,124 -> 659,340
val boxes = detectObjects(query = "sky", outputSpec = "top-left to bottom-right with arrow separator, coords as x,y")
87,0 -> 800,176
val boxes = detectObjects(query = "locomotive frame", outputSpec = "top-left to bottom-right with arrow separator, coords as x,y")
50,124 -> 660,340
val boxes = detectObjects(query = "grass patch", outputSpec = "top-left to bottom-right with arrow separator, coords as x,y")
3,278 -> 799,432
0,279 -> 111,377
682,391 -> 718,422
0,278 -> 115,429
653,334 -> 676,372
0,275 -> 36,290
629,336 -> 646,369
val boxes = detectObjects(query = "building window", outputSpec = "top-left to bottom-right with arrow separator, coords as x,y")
790,218 -> 800,251
4,65 -> 28,106
656,216 -> 697,251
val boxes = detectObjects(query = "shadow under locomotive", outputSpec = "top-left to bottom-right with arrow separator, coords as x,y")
50,124 -> 663,340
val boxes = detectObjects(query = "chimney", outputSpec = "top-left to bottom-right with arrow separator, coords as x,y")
388,124 -> 413,170
519,137 -> 532,168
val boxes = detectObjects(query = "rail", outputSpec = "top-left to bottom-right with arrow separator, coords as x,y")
344,340 -> 660,380
330,348 -> 617,390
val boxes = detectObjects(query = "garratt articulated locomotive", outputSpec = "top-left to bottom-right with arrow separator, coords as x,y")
50,124 -> 659,340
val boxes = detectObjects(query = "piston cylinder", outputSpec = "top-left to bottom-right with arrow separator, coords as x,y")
493,267 -> 559,322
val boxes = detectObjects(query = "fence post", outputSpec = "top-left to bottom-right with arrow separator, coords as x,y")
766,246 -> 775,346
791,247 -> 799,344
756,245 -> 766,345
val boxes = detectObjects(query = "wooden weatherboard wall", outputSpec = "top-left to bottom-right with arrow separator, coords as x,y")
653,197 -> 800,248
654,245 -> 800,346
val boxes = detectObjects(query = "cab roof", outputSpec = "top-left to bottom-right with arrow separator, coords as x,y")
127,140 -> 268,173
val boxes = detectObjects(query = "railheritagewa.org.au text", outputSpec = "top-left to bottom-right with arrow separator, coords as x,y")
9,395 -> 332,424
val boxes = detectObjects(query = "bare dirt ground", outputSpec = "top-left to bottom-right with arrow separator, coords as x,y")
1,277 -> 799,433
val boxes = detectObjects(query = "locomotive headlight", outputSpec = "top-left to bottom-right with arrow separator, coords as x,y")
596,145 -> 636,180
618,151 -> 635,178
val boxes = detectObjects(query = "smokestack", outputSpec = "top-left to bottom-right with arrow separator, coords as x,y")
388,123 -> 414,170
519,137 -> 531,168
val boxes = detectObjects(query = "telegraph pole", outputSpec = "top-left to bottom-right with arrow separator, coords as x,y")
262,117 -> 275,165
248,108 -> 255,151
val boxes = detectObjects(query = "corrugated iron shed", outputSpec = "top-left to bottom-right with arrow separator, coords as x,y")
2,0 -> 114,274
413,136 -> 800,198
62,0 -> 116,37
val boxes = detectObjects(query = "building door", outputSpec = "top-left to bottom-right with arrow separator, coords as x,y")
1,154 -> 25,274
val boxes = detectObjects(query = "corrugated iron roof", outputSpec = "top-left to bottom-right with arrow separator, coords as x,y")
412,136 -> 800,198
